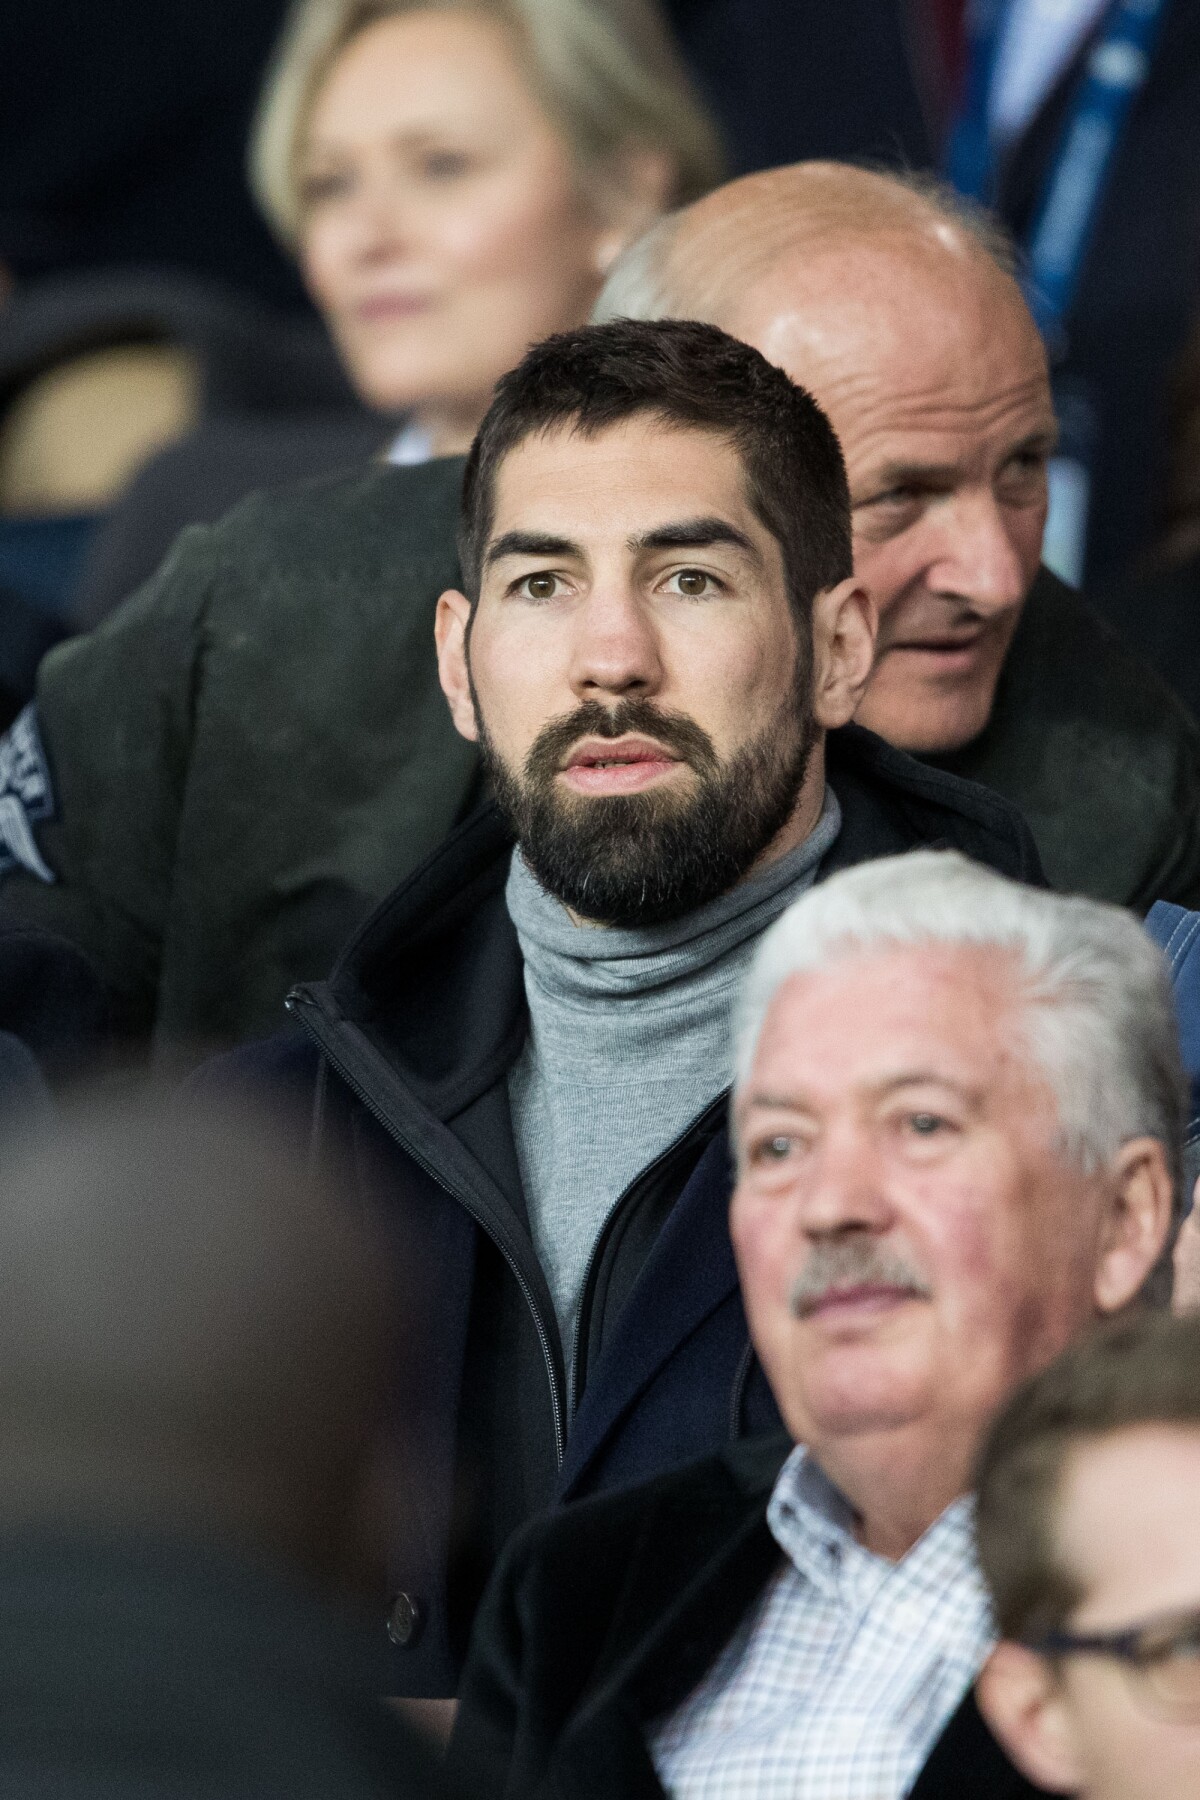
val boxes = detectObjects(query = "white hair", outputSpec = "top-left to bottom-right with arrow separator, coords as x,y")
734,852 -> 1185,1210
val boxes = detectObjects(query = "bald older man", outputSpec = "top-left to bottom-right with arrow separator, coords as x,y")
1,165 -> 1197,1055
595,162 -> 1200,910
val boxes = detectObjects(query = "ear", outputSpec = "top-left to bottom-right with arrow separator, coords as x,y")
976,1643 -> 1084,1794
810,577 -> 877,729
590,147 -> 678,276
1094,1136 -> 1175,1314
434,589 -> 479,743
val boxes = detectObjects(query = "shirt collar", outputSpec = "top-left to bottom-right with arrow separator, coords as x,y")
767,1444 -> 985,1618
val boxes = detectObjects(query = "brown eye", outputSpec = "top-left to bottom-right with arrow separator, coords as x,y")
676,569 -> 708,595
524,574 -> 557,600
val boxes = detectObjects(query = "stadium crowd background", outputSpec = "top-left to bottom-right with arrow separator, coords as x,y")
3,4 -> 1200,1797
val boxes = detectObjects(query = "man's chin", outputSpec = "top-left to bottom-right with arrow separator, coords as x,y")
854,678 -> 1001,756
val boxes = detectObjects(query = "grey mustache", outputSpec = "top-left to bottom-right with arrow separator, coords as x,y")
788,1239 -> 932,1320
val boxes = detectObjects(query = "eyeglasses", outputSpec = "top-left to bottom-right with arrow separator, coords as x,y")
1029,1607 -> 1200,1720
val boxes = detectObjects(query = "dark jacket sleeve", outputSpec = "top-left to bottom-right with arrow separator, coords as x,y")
447,1527 -> 539,1800
0,523 -> 215,1036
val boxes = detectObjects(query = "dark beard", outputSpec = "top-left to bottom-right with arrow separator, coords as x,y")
479,681 -> 817,928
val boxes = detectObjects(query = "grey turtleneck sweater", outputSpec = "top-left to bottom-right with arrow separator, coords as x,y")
505,790 -> 842,1352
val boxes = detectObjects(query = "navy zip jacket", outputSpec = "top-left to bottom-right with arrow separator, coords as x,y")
210,723 -> 1042,1694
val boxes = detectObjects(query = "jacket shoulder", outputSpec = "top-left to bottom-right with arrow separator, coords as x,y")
827,724 -> 1045,886
495,1431 -> 789,1595
949,568 -> 1200,907
1023,570 -> 1200,733
199,453 -> 467,580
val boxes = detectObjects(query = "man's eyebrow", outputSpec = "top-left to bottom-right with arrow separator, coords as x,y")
740,1071 -> 983,1111
484,530 -> 582,567
856,431 -> 1059,500
631,516 -> 762,562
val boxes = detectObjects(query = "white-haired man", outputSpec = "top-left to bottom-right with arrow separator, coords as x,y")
448,851 -> 1181,1800
594,163 -> 1200,912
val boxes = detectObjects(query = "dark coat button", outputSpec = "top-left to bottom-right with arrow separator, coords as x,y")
386,1592 -> 424,1648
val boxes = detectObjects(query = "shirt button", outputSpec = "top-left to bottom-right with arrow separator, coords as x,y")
386,1592 -> 424,1649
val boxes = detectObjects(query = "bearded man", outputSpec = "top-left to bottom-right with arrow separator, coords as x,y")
214,317 -> 1039,1697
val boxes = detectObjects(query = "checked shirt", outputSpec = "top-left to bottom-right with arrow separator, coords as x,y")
648,1445 -> 994,1799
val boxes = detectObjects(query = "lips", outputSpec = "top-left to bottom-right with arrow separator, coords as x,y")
794,1282 -> 923,1322
559,735 -> 683,796
354,293 -> 434,322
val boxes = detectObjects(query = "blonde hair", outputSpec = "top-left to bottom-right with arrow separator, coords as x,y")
250,0 -> 724,245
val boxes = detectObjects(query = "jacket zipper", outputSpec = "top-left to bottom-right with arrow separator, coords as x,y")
568,1093 -> 730,1418
286,987 -> 567,1467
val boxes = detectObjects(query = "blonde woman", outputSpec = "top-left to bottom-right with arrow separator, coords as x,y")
77,0 -> 721,619
251,0 -> 722,456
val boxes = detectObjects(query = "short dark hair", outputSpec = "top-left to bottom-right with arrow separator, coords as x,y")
975,1310 -> 1200,1644
457,318 -> 852,619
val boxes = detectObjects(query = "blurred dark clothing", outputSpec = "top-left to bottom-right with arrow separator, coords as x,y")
991,0 -> 1200,581
204,747 -> 1040,1694
930,568 -> 1200,909
1092,550 -> 1200,723
0,0 -> 303,309
448,1436 -> 1051,1800
0,923 -> 107,1088
0,460 -> 480,1052
75,410 -> 388,630
0,582 -> 66,732
664,0 -> 936,173
0,1528 -> 450,1799
0,1033 -> 51,1131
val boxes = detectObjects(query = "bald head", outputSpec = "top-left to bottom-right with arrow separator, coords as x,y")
597,164 -> 1056,755
617,164 -> 1016,317
0,1090 -> 399,1588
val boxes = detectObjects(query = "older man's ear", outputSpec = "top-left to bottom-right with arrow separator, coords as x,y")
1093,1136 -> 1176,1314
976,1643 -> 1082,1795
810,577 -> 877,729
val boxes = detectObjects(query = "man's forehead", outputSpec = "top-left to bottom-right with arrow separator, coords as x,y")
715,243 -> 1052,460
486,418 -> 760,545
744,942 -> 1025,1096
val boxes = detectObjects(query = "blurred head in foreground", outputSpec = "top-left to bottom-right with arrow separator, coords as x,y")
0,1088 -> 396,1594
729,851 -> 1181,1558
976,1310 -> 1200,1799
251,0 -> 721,449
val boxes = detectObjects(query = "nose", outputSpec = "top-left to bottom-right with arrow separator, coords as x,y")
794,1120 -> 896,1243
927,489 -> 1032,617
567,578 -> 665,703
342,172 -> 414,268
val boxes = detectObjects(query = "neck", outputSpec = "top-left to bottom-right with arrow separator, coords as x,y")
817,1416 -> 978,1561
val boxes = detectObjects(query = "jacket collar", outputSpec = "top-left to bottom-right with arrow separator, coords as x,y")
545,1437 -> 1047,1800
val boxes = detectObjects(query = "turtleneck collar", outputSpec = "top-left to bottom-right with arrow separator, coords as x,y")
505,788 -> 842,1007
